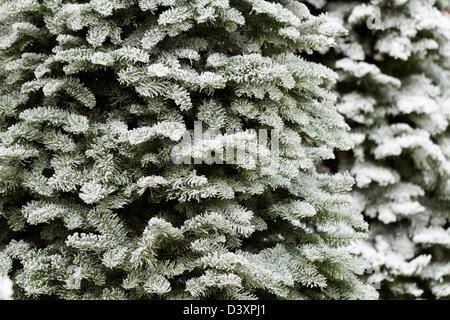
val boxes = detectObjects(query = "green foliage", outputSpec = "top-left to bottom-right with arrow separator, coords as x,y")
0,0 -> 376,299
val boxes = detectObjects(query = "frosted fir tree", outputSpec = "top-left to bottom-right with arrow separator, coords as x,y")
0,0 -> 376,300
317,0 -> 450,299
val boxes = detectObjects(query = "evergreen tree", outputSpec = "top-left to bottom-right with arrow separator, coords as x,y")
320,0 -> 450,299
0,1 -> 375,299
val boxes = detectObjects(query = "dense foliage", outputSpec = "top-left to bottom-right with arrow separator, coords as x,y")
319,0 -> 450,299
0,0 -> 376,299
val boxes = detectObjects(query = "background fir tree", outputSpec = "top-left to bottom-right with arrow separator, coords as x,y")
0,0 -> 375,299
317,0 -> 450,299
